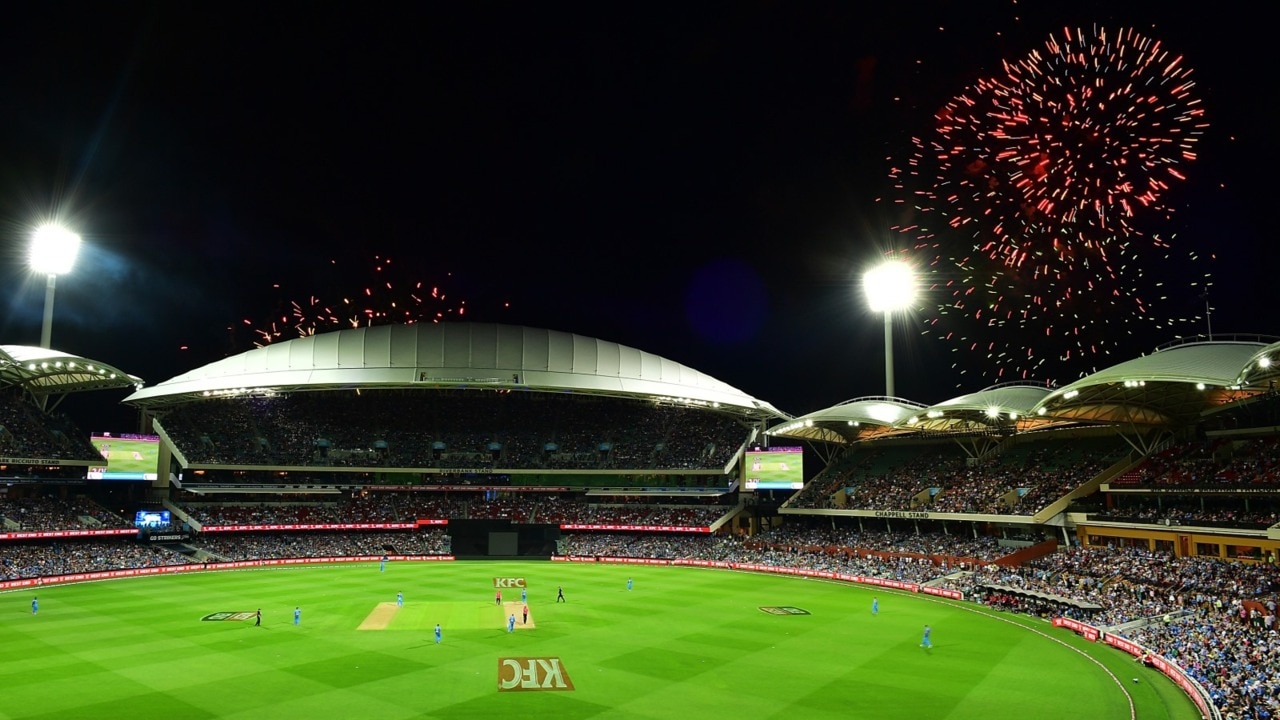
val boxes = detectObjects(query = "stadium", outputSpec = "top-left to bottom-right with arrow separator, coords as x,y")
3,323 -> 1279,720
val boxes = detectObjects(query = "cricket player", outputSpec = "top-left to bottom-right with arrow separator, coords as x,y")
522,604 -> 529,624
380,555 -> 388,572
872,597 -> 879,615
294,607 -> 301,625
921,624 -> 933,649
507,614 -> 516,633
495,589 -> 502,606
32,596 -> 38,615
521,587 -> 527,603
435,624 -> 442,644
627,577 -> 633,591
397,591 -> 404,607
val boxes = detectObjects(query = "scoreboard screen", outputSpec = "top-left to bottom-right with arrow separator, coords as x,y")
743,447 -> 803,491
88,433 -> 160,481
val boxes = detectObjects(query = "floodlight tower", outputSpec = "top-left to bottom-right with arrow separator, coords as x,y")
29,224 -> 82,349
862,260 -> 916,398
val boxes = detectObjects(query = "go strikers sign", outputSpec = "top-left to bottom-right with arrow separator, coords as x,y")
497,657 -> 575,691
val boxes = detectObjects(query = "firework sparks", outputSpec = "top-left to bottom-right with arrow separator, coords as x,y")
886,25 -> 1210,384
243,255 -> 507,347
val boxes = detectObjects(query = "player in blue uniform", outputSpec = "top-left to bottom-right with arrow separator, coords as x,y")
872,597 -> 879,615
507,614 -> 516,633
294,607 -> 301,625
435,624 -> 442,644
627,577 -> 633,591
521,587 -> 527,603
921,624 -> 933,649
397,592 -> 404,607
32,597 -> 38,615
380,555 -> 388,572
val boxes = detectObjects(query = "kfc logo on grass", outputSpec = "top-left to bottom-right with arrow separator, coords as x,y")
493,577 -> 527,588
498,657 -> 575,691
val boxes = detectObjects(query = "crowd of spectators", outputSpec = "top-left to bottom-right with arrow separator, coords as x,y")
1112,437 -> 1280,488
158,391 -> 748,472
783,446 -> 883,510
186,503 -> 346,526
1126,607 -> 1278,720
0,495 -> 132,531
556,532 -> 952,585
194,530 -> 450,560
179,493 -> 731,529
0,530 -> 451,580
531,498 -> 728,526
840,449 -> 963,510
1093,495 -> 1280,529
786,437 -> 1124,516
750,524 -> 1014,564
0,540 -> 187,580
0,390 -> 102,462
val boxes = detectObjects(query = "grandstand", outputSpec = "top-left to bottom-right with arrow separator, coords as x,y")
6,328 -> 1280,718
774,340 -> 1280,557
0,346 -> 140,469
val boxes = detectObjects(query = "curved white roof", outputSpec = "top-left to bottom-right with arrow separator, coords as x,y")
1035,339 -> 1271,425
124,322 -> 785,417
768,396 -> 926,443
907,383 -> 1060,433
0,345 -> 141,395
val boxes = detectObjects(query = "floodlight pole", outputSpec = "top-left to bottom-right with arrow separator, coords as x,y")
40,273 -> 57,349
863,259 -> 915,399
883,310 -> 894,398
30,224 -> 81,350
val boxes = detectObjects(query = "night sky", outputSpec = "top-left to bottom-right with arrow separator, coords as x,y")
1,1 -> 1274,432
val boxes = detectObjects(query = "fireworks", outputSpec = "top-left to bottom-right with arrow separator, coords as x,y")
243,255 -> 509,347
887,26 -> 1210,383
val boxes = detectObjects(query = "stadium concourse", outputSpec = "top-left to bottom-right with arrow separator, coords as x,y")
4,324 -> 1280,720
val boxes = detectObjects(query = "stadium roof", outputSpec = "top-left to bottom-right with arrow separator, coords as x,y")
1034,337 -> 1277,426
123,322 -> 788,418
769,384 -> 1073,443
0,345 -> 142,396
904,383 -> 1066,434
1239,339 -> 1280,388
770,337 -> 1280,443
766,397 -> 926,443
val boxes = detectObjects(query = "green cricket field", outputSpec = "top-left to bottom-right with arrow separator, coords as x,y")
1,561 -> 1201,719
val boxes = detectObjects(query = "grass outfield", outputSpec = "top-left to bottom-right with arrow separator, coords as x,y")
2,562 -> 1201,720
90,436 -> 160,474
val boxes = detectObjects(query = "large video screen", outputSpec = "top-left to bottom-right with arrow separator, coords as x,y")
743,446 -> 804,491
87,433 -> 160,481
134,510 -> 171,529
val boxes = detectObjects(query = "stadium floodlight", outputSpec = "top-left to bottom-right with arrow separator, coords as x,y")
862,260 -> 916,398
29,224 -> 82,349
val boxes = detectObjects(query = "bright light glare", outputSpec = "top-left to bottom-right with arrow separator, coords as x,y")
863,261 -> 917,312
30,225 -> 82,275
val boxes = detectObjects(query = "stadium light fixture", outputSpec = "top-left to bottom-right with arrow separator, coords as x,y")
29,224 -> 82,349
862,260 -> 916,397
